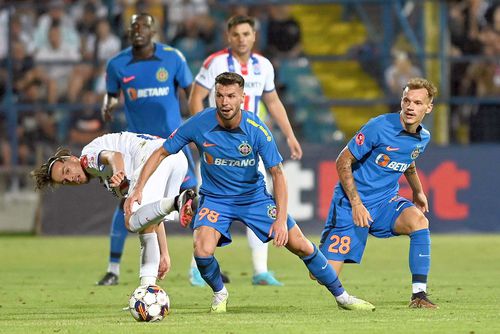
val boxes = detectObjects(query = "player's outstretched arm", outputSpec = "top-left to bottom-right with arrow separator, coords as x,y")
336,147 -> 373,227
101,93 -> 119,122
268,163 -> 289,247
262,91 -> 302,160
124,146 -> 171,215
187,83 -> 210,115
404,162 -> 429,213
99,150 -> 126,187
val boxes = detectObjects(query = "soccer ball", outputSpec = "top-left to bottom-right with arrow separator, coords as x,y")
128,284 -> 170,322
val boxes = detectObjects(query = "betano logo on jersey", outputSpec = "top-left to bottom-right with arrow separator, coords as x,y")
203,152 -> 255,167
375,153 -> 411,172
127,87 -> 170,101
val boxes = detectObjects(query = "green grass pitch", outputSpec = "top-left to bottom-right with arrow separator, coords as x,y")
1,234 -> 499,333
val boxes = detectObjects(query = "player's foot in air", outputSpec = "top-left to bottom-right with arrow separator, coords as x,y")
337,295 -> 375,311
409,291 -> 438,309
211,289 -> 229,313
189,267 -> 207,287
175,189 -> 197,227
96,272 -> 119,286
252,272 -> 283,286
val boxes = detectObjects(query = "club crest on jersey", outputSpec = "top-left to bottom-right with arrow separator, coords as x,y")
411,147 -> 421,160
355,132 -> 365,145
156,67 -> 169,82
267,204 -> 277,220
238,141 -> 252,156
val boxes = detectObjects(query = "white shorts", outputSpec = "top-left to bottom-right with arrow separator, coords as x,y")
129,151 -> 188,213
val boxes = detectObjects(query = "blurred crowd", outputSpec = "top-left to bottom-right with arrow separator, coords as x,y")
0,0 -> 499,190
0,0 -> 303,175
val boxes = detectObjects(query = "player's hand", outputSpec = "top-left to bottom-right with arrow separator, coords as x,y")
109,170 -> 126,187
124,189 -> 142,216
269,218 -> 288,247
413,191 -> 429,213
101,105 -> 113,122
287,136 -> 303,160
158,254 -> 171,280
351,202 -> 373,228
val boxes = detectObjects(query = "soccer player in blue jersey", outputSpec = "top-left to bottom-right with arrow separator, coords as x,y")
125,72 -> 375,312
318,77 -> 438,308
96,13 -> 197,286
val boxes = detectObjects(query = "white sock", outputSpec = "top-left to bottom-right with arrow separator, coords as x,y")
139,232 -> 159,285
107,262 -> 120,276
335,291 -> 351,304
247,227 -> 268,274
129,198 -> 175,232
215,286 -> 228,295
412,283 -> 427,294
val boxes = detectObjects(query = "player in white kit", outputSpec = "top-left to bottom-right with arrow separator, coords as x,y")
31,132 -> 195,286
188,15 -> 302,286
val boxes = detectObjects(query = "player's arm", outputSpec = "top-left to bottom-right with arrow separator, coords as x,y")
336,147 -> 373,227
261,90 -> 302,160
268,163 -> 289,247
188,83 -> 210,115
155,222 -> 170,279
404,162 -> 429,213
101,92 -> 119,122
99,150 -> 126,187
124,146 -> 171,215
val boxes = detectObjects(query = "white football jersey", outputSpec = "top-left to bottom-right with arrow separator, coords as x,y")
80,132 -> 166,197
195,48 -> 275,113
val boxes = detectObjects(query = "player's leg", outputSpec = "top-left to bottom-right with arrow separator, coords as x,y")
246,161 -> 282,286
285,224 -> 375,311
96,203 -> 126,286
393,205 -> 437,308
193,226 -> 227,313
192,197 -> 233,313
247,227 -> 282,286
126,152 -> 194,232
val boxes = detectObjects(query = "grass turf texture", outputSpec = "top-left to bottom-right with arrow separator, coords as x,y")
1,234 -> 499,334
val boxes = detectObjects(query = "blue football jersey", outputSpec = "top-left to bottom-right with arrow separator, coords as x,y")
105,43 -> 193,137
334,113 -> 431,206
163,108 -> 283,197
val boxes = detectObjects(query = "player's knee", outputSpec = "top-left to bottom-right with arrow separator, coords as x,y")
413,213 -> 429,231
286,234 -> 313,257
193,238 -> 214,257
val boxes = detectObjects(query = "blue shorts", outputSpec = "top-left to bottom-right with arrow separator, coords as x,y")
319,196 -> 414,264
192,190 -> 296,247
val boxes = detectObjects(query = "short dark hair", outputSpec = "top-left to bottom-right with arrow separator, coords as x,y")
215,72 -> 245,89
227,15 -> 255,31
31,147 -> 72,191
131,13 -> 155,26
405,77 -> 438,102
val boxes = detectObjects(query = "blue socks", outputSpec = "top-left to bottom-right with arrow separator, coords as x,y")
409,229 -> 431,283
194,256 -> 224,292
302,244 -> 345,297
109,205 -> 128,264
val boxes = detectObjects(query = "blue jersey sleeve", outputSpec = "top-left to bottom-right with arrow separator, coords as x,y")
347,118 -> 380,160
105,60 -> 120,94
249,117 -> 283,169
162,116 -> 196,154
173,49 -> 193,89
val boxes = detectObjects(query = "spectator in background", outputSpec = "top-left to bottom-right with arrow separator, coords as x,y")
68,90 -> 105,148
34,0 -> 80,52
34,22 -> 82,103
461,24 -> 500,142
265,5 -> 303,62
384,51 -> 422,112
165,0 -> 209,42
